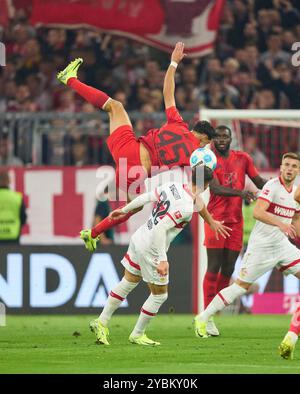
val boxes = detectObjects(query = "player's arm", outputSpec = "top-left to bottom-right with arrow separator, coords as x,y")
250,175 -> 267,189
195,194 -> 231,240
209,178 -> 256,203
245,152 -> 267,190
163,42 -> 186,109
291,212 -> 300,248
253,198 -> 297,238
109,190 -> 157,220
295,185 -> 300,204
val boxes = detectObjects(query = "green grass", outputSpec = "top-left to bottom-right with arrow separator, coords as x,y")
0,314 -> 299,374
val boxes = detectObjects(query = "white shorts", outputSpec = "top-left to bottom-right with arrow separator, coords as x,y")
121,242 -> 169,286
238,238 -> 300,283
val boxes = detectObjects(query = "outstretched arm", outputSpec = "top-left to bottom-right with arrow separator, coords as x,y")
163,42 -> 186,109
209,178 -> 257,203
109,190 -> 157,221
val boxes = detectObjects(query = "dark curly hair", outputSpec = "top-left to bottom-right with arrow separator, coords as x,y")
192,121 -> 216,140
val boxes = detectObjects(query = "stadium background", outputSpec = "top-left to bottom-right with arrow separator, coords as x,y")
1,0 -> 300,317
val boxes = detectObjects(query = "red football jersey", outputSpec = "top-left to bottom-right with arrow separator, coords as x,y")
139,106 -> 200,168
207,148 -> 259,224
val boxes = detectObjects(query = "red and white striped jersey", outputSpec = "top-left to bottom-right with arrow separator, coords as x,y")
250,177 -> 300,244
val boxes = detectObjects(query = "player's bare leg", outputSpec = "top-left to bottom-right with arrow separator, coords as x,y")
90,269 -> 141,345
129,283 -> 168,346
57,58 -> 133,134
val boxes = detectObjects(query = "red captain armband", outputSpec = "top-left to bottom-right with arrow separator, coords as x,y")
289,236 -> 300,249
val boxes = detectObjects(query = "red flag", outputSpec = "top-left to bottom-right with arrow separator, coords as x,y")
30,0 -> 225,57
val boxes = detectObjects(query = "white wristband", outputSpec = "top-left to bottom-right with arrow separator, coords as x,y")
170,61 -> 178,69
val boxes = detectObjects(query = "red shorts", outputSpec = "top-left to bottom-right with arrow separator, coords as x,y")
106,125 -> 147,194
204,221 -> 243,252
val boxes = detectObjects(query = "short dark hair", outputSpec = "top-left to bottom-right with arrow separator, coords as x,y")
282,152 -> 300,162
192,121 -> 216,140
192,165 -> 214,186
215,125 -> 232,136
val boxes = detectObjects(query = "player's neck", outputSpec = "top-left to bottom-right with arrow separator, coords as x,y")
279,175 -> 294,192
216,148 -> 230,158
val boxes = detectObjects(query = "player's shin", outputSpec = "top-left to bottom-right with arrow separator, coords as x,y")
91,211 -> 135,239
130,293 -> 168,337
99,278 -> 139,326
200,283 -> 247,322
67,78 -> 110,109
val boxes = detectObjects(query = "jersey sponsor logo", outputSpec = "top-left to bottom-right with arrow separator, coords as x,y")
267,203 -> 295,218
169,184 -> 181,200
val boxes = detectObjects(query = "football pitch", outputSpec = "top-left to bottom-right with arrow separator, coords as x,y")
1,314 -> 300,374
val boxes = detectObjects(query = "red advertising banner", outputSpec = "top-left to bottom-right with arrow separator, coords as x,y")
30,0 -> 225,57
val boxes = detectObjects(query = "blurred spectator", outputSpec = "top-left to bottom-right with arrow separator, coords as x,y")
0,170 -> 27,244
70,135 -> 90,166
243,135 -> 270,169
0,134 -> 23,166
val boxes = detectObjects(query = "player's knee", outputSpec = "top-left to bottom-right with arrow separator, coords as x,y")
152,292 -> 168,306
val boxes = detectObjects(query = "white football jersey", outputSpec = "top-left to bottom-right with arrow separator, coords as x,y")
249,177 -> 300,245
131,182 -> 194,257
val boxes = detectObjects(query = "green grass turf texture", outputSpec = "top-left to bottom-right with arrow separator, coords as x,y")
1,314 -> 300,374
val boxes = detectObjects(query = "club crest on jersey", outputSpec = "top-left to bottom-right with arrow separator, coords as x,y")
263,189 -> 270,196
174,211 -> 182,219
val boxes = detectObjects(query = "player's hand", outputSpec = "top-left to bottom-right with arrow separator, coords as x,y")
241,190 -> 256,204
108,208 -> 126,221
210,220 -> 232,240
171,42 -> 187,64
278,223 -> 297,239
157,261 -> 169,276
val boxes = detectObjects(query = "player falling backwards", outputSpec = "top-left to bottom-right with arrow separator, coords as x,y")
57,42 -> 216,249
194,152 -> 300,360
87,165 -> 231,346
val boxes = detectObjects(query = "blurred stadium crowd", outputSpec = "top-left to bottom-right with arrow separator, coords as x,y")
0,0 -> 300,167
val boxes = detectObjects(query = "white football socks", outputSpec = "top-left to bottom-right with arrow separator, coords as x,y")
99,277 -> 139,326
286,331 -> 299,345
131,293 -> 168,337
200,283 -> 247,322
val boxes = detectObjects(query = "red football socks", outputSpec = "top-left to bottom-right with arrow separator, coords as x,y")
203,271 -> 218,308
289,303 -> 300,336
216,273 -> 231,293
67,78 -> 110,109
91,211 -> 135,238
